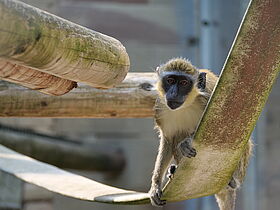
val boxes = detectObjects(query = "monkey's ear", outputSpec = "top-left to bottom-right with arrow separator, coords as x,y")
197,72 -> 206,90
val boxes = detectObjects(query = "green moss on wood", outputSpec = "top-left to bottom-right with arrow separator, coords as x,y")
0,0 -> 129,88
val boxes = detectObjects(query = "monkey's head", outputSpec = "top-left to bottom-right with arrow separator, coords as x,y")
156,58 -> 206,110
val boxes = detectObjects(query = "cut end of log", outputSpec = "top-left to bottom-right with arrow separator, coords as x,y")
0,60 -> 76,96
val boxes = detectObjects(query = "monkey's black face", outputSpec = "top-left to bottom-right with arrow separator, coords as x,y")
162,72 -> 193,110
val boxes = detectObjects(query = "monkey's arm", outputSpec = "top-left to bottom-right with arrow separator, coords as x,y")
149,137 -> 173,206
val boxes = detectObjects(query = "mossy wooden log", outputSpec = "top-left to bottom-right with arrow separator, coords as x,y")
0,59 -> 77,95
0,73 -> 157,118
0,0 -> 129,89
162,0 -> 280,201
0,124 -> 125,172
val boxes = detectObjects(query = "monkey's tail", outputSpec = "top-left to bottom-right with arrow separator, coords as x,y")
215,139 -> 253,210
215,188 -> 236,210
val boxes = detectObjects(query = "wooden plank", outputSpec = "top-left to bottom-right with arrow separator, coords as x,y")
0,145 -> 149,204
0,59 -> 77,96
0,73 -> 157,118
0,0 -> 129,89
162,0 -> 280,201
0,171 -> 22,210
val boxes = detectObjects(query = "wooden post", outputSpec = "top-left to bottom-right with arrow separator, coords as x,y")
0,0 -> 129,89
0,73 -> 157,118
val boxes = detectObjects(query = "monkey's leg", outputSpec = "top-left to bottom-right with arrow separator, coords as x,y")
149,139 -> 173,207
178,137 -> 197,158
215,188 -> 236,210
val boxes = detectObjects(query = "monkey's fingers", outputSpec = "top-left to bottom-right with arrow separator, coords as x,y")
150,189 -> 166,207
151,196 -> 166,207
180,146 -> 197,158
189,147 -> 197,157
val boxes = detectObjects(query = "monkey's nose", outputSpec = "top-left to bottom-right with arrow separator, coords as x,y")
167,101 -> 183,110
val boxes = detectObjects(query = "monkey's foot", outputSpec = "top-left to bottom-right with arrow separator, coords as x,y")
228,177 -> 237,189
167,164 -> 177,180
179,139 -> 197,158
149,188 -> 166,207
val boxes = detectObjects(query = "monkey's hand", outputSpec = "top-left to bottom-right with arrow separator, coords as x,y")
179,138 -> 197,158
149,186 -> 166,207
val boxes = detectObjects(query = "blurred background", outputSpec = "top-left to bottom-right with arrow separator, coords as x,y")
0,0 -> 279,210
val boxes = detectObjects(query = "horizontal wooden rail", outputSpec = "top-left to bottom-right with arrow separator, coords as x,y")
0,73 -> 157,118
0,0 -> 129,89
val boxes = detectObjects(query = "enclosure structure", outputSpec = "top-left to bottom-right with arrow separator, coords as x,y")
0,0 -> 279,206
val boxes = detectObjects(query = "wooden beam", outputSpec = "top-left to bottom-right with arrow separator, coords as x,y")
0,73 -> 157,118
0,124 -> 125,172
0,59 -> 77,96
0,0 -> 129,89
0,145 -> 149,204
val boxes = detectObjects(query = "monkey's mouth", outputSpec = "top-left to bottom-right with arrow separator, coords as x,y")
167,100 -> 184,110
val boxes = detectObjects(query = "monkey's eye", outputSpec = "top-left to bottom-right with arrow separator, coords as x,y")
179,80 -> 189,86
166,78 -> 176,85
